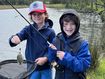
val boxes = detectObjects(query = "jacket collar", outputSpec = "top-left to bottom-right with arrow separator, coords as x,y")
33,19 -> 53,30
57,32 -> 83,53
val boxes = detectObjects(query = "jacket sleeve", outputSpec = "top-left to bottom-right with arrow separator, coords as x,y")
44,29 -> 56,58
9,26 -> 29,47
48,29 -> 56,43
16,26 -> 29,41
48,47 -> 57,62
59,41 -> 91,72
9,35 -> 18,47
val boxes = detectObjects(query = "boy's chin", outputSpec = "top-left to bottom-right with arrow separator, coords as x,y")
66,33 -> 73,37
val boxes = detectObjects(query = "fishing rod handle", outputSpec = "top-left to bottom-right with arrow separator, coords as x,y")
47,41 -> 51,46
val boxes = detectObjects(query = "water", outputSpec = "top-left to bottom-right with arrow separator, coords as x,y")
0,8 -> 102,61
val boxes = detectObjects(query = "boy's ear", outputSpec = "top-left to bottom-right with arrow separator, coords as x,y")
60,19 -> 64,26
46,19 -> 53,28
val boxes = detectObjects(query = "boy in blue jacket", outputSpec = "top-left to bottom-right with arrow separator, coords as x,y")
9,1 -> 55,79
48,9 -> 91,79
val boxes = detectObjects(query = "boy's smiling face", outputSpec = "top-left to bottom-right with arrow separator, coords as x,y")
63,21 -> 76,37
31,12 -> 46,25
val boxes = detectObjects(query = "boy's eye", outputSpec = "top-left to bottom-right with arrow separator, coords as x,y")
63,21 -> 75,26
64,24 -> 68,27
63,22 -> 68,25
32,13 -> 43,16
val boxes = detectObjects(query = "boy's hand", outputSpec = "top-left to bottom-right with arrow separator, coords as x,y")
11,35 -> 21,44
49,44 -> 57,50
49,44 -> 65,60
57,51 -> 65,60
35,57 -> 47,65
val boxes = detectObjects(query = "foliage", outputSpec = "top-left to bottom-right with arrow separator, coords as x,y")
0,0 -> 35,5
89,43 -> 99,70
87,58 -> 105,79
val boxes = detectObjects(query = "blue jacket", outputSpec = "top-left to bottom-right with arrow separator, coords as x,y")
48,9 -> 91,79
9,19 -> 56,70
48,33 -> 91,79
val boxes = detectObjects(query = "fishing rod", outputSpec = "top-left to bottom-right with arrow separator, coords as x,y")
5,0 -> 50,45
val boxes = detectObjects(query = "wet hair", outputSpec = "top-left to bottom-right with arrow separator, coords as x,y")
60,14 -> 80,36
62,14 -> 79,27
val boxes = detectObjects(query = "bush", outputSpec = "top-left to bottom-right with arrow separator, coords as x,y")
89,43 -> 99,70
87,58 -> 105,79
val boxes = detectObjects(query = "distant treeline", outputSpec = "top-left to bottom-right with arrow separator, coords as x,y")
0,0 -> 63,5
0,0 -> 35,5
0,0 -> 105,6
1,0 -> 105,11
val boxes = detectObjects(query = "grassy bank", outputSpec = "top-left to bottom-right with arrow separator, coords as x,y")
0,4 -> 104,12
46,4 -> 65,9
0,4 -> 65,10
0,5 -> 27,10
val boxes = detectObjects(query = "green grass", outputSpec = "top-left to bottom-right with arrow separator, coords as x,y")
0,5 -> 27,10
87,57 -> 105,79
46,4 -> 65,9
0,4 -> 65,10
0,3 -> 104,12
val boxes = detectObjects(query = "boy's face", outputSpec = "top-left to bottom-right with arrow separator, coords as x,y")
63,21 -> 76,36
31,12 -> 46,25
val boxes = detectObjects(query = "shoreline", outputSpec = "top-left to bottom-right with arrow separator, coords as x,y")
0,4 -> 65,10
0,5 -> 27,10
